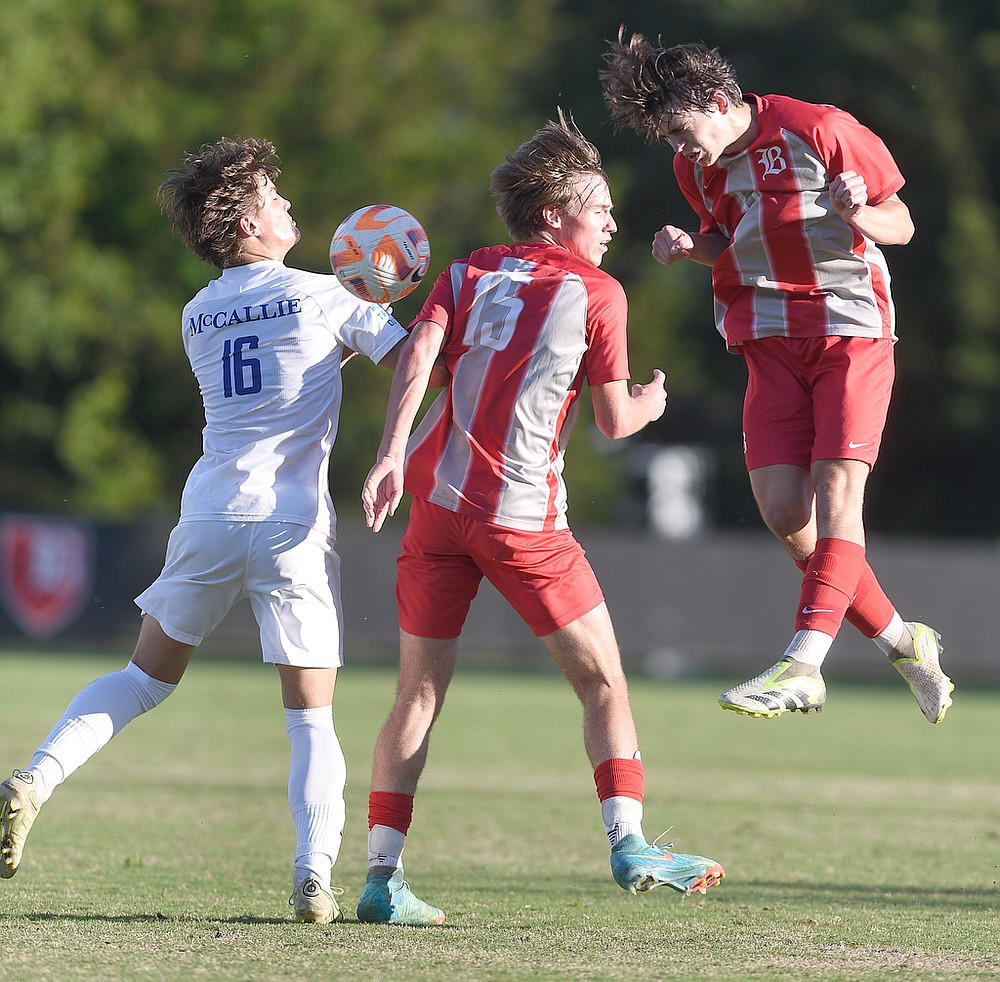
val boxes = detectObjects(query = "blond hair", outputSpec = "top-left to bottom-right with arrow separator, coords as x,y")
490,109 -> 606,241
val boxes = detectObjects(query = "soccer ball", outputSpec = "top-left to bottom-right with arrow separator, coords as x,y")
329,204 -> 431,304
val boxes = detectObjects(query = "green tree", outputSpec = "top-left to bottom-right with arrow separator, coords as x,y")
0,0 -> 563,519
3,0 -> 1000,537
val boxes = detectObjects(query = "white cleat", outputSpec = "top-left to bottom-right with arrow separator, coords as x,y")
0,770 -> 41,879
718,660 -> 826,718
289,877 -> 344,923
892,623 -> 954,724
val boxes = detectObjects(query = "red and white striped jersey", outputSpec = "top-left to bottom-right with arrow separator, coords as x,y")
404,242 -> 631,532
674,93 -> 905,348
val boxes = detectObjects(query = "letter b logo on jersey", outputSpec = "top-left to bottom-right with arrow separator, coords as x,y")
757,146 -> 787,178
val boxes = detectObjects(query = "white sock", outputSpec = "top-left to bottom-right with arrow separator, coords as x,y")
601,795 -> 644,847
29,661 -> 176,804
285,706 -> 346,889
783,629 -> 834,669
367,824 -> 406,871
873,612 -> 907,658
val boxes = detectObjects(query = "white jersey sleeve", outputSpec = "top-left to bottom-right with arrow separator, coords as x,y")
177,260 -> 406,528
299,272 -> 405,364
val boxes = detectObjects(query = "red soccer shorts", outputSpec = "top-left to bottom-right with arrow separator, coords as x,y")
741,336 -> 895,471
396,497 -> 605,639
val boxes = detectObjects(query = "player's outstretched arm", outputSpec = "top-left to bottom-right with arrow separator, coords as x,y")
590,370 -> 667,441
362,319 -> 446,532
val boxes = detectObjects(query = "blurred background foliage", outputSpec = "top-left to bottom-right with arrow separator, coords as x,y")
1,0 -> 998,537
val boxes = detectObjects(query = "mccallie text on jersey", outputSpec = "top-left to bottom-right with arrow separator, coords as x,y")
187,296 -> 304,335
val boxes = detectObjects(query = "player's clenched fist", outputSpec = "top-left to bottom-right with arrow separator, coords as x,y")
632,368 -> 668,420
652,226 -> 694,266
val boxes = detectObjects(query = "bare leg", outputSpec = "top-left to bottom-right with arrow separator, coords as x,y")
538,602 -> 638,767
371,632 -> 459,794
130,614 -> 196,683
749,462 -> 818,561
276,665 -> 338,709
722,460 -> 881,715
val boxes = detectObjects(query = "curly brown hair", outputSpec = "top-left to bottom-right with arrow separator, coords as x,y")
158,137 -> 280,268
489,108 -> 606,242
600,29 -> 742,141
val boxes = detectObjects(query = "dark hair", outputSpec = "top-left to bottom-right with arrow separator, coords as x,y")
600,28 -> 743,141
490,108 -> 607,241
158,137 -> 280,268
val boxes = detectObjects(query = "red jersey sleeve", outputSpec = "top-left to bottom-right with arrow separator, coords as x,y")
792,101 -> 905,205
582,274 -> 631,385
410,263 -> 458,337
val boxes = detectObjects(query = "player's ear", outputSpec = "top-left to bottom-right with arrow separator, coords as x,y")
713,90 -> 733,114
237,214 -> 258,238
541,204 -> 562,230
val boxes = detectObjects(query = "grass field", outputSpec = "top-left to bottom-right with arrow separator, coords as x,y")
0,651 -> 996,981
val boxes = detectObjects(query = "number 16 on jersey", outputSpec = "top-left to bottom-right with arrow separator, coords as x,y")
221,335 -> 262,397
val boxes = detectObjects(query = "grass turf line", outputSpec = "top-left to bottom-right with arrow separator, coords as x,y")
0,652 -> 996,981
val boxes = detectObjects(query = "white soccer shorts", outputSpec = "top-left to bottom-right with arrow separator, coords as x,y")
135,520 -> 344,667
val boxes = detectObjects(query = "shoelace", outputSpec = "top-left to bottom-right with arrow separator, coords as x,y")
288,883 -> 345,906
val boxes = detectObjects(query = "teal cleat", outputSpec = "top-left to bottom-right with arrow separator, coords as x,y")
611,834 -> 725,895
718,660 -> 826,717
356,867 -> 445,925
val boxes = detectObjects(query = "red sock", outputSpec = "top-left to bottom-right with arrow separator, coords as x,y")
795,538 -> 866,636
594,758 -> 644,803
843,563 -> 895,638
368,790 -> 414,834
795,556 -> 895,638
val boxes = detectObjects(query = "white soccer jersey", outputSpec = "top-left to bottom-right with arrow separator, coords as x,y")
177,260 -> 406,528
